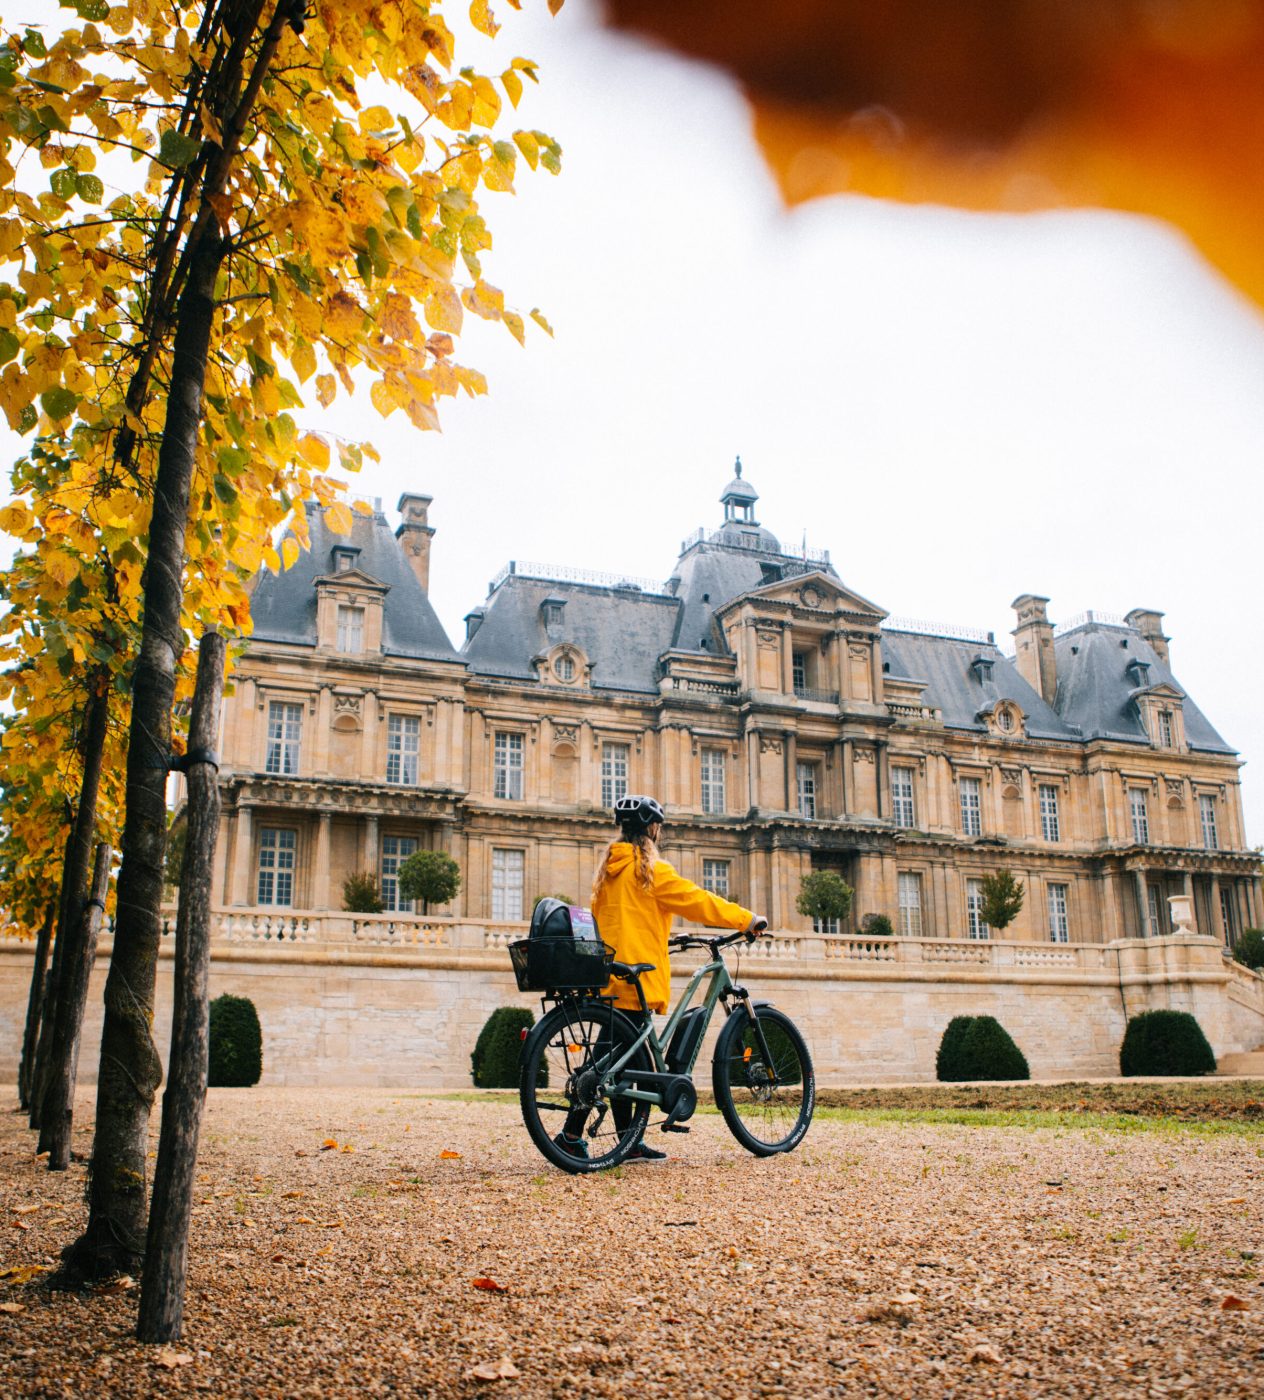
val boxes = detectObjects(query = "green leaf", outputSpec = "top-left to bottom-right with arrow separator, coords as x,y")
0,328 -> 18,366
39,387 -> 78,420
16,404 -> 37,434
74,0 -> 110,19
492,140 -> 516,165
74,172 -> 104,203
212,474 -> 238,504
22,29 -> 47,59
159,128 -> 203,170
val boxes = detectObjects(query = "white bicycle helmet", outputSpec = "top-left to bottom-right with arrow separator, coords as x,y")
614,793 -> 665,834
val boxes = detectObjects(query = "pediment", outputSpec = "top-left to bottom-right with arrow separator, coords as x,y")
314,568 -> 390,594
1130,681 -> 1184,702
716,570 -> 887,622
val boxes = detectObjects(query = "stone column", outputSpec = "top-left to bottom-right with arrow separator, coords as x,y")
875,741 -> 888,820
362,814 -> 379,873
784,730 -> 798,815
1180,871 -> 1194,931
1210,874 -> 1225,943
781,623 -> 794,693
360,690 -> 380,781
1132,869 -> 1149,938
313,812 -> 332,910
230,806 -> 254,906
313,685 -> 332,776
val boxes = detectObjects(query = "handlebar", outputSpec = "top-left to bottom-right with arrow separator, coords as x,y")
669,926 -> 766,954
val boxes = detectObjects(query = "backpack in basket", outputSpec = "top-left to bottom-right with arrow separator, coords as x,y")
510,898 -> 613,992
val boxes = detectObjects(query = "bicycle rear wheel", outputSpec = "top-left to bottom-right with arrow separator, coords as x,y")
520,999 -> 651,1173
712,1005 -> 814,1156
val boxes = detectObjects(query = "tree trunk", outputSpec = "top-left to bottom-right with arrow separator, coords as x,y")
137,632 -> 225,1342
30,678 -> 110,1131
40,843 -> 112,1171
17,907 -> 55,1111
61,224 -> 226,1282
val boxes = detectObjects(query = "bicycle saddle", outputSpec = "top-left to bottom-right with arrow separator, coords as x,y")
610,961 -> 655,979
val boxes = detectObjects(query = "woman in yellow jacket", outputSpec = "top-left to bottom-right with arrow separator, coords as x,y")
557,794 -> 766,1164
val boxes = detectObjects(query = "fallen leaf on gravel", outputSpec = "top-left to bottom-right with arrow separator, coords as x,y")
11,1204 -> 40,1215
11,1220 -> 28,1232
968,1344 -> 1002,1365
95,1275 -> 136,1292
271,1254 -> 285,1264
320,1139 -> 338,1151
155,1348 -> 194,1369
294,1216 -> 316,1225
316,1246 -> 333,1257
465,1358 -> 520,1381
472,1277 -> 509,1293
0,1265 -> 48,1284
34,1151 -> 48,1162
0,1301 -> 25,1313
1221,1296 -> 1250,1311
1225,1197 -> 1247,1205
282,1191 -> 304,1199
440,1149 -> 462,1159
340,1145 -> 356,1154
319,1221 -> 344,1229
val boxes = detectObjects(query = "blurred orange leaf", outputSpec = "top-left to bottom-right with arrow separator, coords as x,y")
440,1149 -> 462,1159
1222,1295 -> 1250,1311
472,1277 -> 509,1293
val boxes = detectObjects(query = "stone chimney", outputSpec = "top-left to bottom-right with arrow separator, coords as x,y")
395,492 -> 435,592
1011,593 -> 1057,705
1125,607 -> 1169,665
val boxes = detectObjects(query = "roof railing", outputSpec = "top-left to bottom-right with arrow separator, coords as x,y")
882,616 -> 994,645
678,525 -> 832,565
1053,609 -> 1128,635
488,560 -> 674,596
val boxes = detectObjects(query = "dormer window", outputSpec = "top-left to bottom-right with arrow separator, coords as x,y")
1158,709 -> 1174,747
332,546 -> 359,573
541,596 -> 566,627
554,653 -> 575,682
972,656 -> 994,684
1128,658 -> 1151,687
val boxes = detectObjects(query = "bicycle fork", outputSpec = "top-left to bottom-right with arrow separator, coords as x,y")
729,984 -> 780,1087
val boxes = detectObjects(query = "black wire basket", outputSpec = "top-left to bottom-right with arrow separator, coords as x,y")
509,937 -> 615,993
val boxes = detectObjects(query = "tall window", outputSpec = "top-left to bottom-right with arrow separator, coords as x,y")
700,748 -> 726,815
1039,784 -> 1061,843
966,878 -> 990,940
891,767 -> 915,828
959,776 -> 982,837
380,835 -> 418,912
1047,883 -> 1069,942
1220,885 -> 1237,942
493,731 -> 524,800
336,604 -> 365,654
792,652 -> 807,692
796,762 -> 818,819
897,872 -> 923,937
257,827 -> 296,906
386,713 -> 420,785
491,847 -> 525,920
1129,788 -> 1150,844
601,743 -> 629,808
702,859 -> 730,897
1157,709 -> 1174,747
265,700 -> 302,775
1147,885 -> 1163,937
1199,794 -> 1219,850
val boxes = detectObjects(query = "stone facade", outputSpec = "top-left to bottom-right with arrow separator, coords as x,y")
210,464 -> 1261,946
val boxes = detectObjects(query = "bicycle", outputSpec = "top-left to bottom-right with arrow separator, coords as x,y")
515,929 -> 815,1173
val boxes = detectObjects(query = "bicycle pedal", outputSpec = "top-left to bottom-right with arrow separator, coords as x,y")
660,1124 -> 690,1134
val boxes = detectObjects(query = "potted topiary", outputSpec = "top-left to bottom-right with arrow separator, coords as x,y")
796,871 -> 853,932
342,871 -> 385,913
398,850 -> 462,914
979,869 -> 1025,935
860,912 -> 893,938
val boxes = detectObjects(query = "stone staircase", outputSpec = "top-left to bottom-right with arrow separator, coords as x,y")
1215,1046 -> 1264,1077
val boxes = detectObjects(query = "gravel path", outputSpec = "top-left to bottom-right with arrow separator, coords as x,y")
1,1087 -> 1261,1397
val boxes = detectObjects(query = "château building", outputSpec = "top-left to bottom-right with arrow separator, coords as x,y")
213,465 -> 1261,945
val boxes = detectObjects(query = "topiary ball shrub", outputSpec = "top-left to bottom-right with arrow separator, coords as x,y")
472,1006 -> 538,1088
208,994 -> 263,1087
1119,1010 -> 1216,1077
1232,928 -> 1264,972
935,1016 -> 975,1081
860,913 -> 893,939
936,1015 -> 1029,1081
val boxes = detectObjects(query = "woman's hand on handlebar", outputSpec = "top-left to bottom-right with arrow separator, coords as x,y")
745,915 -> 769,942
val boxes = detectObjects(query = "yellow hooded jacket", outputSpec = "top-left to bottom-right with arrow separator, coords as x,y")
593,843 -> 756,1014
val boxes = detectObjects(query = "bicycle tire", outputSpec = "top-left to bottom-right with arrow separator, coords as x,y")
519,999 -> 652,1174
712,1005 -> 814,1156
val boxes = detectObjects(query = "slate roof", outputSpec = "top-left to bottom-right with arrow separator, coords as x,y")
882,631 -> 1080,741
462,576 -> 680,693
1053,623 -> 1233,753
250,505 -> 460,662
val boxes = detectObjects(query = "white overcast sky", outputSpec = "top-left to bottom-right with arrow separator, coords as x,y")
5,1 -> 1263,843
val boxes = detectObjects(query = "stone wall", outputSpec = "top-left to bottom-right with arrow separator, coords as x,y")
3,913 -> 1263,1089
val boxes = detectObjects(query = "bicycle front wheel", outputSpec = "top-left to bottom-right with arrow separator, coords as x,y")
520,999 -> 651,1174
712,1005 -> 814,1156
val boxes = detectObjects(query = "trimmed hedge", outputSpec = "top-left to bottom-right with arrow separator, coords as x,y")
1232,928 -> 1264,972
1119,1010 -> 1215,1077
472,1006 -> 538,1088
208,994 -> 263,1087
936,1015 -> 1030,1082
